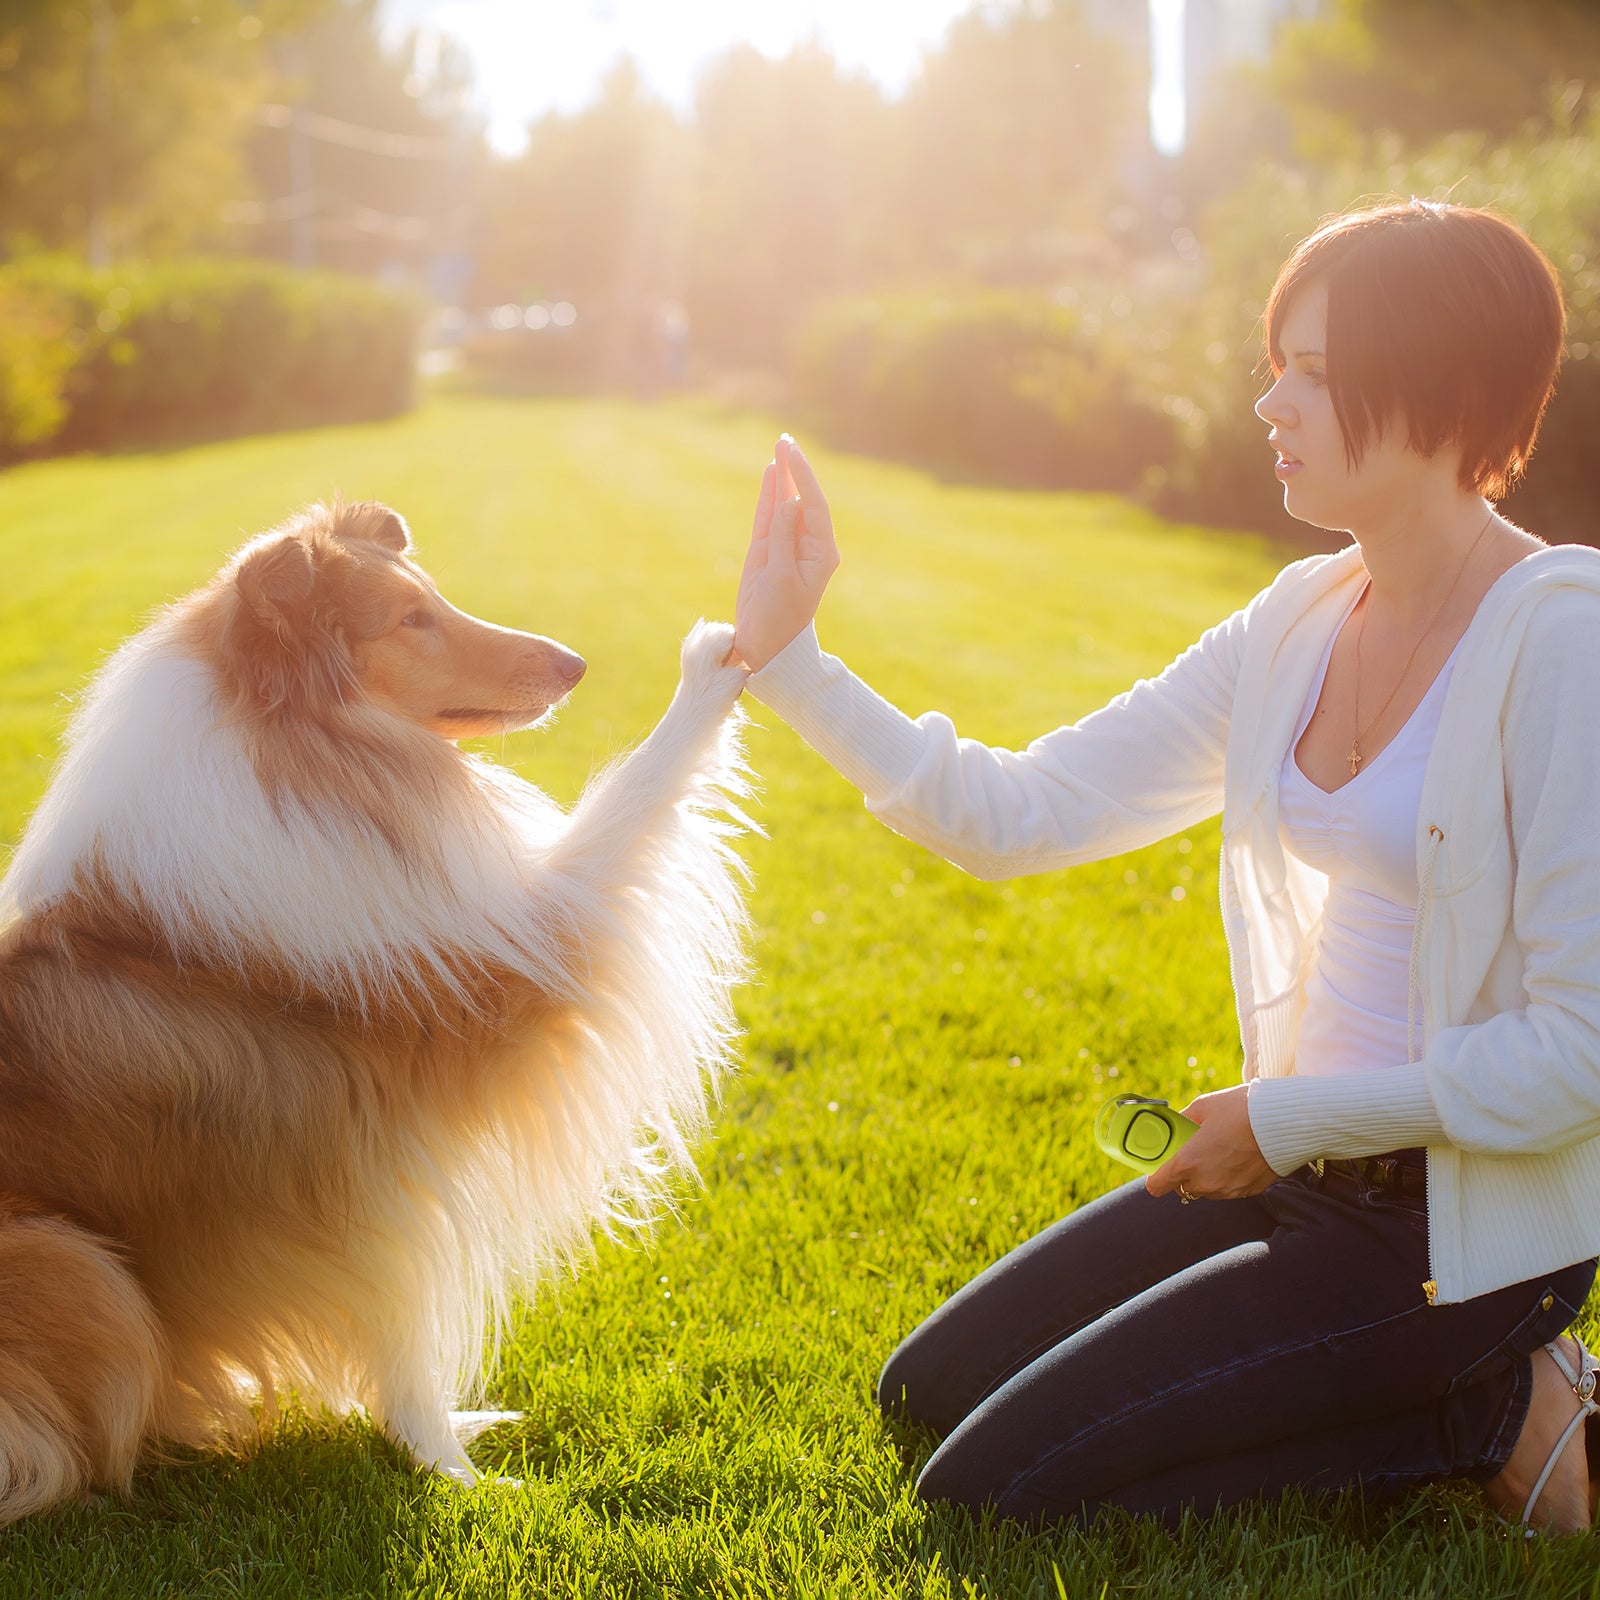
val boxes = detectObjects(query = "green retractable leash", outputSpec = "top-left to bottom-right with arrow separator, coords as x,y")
1094,1094 -> 1198,1175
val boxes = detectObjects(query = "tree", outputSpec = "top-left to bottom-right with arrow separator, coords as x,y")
467,59 -> 688,386
893,0 -> 1143,275
685,40 -> 894,368
245,0 -> 485,284
0,0 -> 315,260
477,61 -> 686,309
1268,0 -> 1600,158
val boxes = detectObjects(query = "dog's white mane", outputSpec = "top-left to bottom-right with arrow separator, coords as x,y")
2,613 -> 579,1008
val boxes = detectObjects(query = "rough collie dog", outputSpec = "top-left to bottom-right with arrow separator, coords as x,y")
0,500 -> 752,1522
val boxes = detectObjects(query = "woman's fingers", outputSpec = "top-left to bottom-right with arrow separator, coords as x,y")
768,493 -> 801,579
1145,1158 -> 1179,1198
750,460 -> 777,546
731,442 -> 815,671
785,442 -> 838,573
784,444 -> 844,595
776,434 -> 799,500
787,443 -> 831,530
738,461 -> 778,592
1145,1123 -> 1278,1201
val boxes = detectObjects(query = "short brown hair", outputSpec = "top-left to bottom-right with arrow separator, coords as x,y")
1264,200 -> 1566,499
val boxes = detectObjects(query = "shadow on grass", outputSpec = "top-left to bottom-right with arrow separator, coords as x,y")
897,1473 -> 1600,1600
0,1416 -> 436,1600
816,1402 -> 1599,1600
2,1408 -> 1597,1600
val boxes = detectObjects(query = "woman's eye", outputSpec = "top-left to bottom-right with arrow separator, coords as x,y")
1308,370 -> 1328,388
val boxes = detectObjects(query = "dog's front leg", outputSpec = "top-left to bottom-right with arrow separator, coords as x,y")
544,619 -> 750,889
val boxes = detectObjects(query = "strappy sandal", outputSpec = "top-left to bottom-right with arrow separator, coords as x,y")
1516,1336 -> 1600,1532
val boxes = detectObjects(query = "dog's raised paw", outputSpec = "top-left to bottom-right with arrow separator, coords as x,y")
679,619 -> 745,701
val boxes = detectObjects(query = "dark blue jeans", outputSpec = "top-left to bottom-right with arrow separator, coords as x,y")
878,1158 -> 1597,1526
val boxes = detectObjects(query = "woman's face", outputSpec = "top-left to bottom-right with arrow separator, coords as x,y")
1254,282 -> 1427,531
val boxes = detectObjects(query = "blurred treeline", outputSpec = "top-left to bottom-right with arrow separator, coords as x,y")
475,0 -> 1600,544
0,0 -> 451,454
1149,0 -> 1600,543
3,0 -> 1599,543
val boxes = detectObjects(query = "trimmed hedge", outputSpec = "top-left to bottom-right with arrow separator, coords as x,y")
789,290 -> 1178,493
0,256 -> 422,460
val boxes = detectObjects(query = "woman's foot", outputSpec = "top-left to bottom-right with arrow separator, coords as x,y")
1483,1336 -> 1594,1535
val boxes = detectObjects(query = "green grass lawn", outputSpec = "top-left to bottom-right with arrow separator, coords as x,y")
1,395 -> 1595,1598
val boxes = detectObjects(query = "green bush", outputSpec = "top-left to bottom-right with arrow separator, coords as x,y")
0,256 -> 422,460
0,273 -> 80,453
1158,121 -> 1600,545
789,290 -> 1178,493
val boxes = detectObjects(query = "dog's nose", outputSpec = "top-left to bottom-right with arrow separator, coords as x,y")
554,648 -> 586,688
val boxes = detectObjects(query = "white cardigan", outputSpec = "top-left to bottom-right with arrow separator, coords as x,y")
745,544 -> 1600,1305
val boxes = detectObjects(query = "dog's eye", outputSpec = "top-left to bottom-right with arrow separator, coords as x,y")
400,609 -> 433,630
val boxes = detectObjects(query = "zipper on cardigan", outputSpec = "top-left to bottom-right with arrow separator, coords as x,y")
1411,824 -> 1445,1304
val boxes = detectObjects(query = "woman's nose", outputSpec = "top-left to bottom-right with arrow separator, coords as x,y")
1254,377 -> 1295,428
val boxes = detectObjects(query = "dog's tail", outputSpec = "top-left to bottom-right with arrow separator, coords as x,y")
0,1199 -> 163,1525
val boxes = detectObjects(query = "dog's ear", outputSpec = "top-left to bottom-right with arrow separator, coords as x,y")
335,502 -> 411,554
225,532 -> 353,715
235,535 -> 315,621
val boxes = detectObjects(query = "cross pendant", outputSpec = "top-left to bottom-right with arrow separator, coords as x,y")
1348,744 -> 1362,775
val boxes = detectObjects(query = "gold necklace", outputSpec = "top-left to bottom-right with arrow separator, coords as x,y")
1348,509 -> 1496,776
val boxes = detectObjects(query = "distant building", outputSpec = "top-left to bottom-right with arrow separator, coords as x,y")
1084,0 -> 1152,60
1079,0 -> 1154,177
1184,0 -> 1324,146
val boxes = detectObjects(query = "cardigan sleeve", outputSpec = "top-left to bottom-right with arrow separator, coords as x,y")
1247,585 -> 1600,1169
744,602 -> 1249,881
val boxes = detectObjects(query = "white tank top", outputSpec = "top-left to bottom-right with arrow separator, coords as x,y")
1277,595 -> 1460,1076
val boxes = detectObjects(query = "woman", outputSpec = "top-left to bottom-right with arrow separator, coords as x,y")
725,201 -> 1600,1531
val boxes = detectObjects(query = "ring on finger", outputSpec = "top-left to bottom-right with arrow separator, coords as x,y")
1177,1183 -> 1198,1205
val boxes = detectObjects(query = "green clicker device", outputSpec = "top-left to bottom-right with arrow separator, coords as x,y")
1094,1094 -> 1199,1175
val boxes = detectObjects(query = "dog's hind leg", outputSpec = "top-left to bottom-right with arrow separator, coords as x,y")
0,1203 -> 163,1525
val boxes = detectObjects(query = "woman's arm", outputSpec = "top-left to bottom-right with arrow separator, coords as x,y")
735,439 -> 1248,879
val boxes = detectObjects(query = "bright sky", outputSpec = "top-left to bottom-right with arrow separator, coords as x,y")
384,0 -> 971,152
382,0 -> 1188,156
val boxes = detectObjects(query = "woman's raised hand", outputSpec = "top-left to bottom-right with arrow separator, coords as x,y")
730,436 -> 840,671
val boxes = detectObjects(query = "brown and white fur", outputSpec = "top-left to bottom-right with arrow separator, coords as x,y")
0,500 -> 751,1521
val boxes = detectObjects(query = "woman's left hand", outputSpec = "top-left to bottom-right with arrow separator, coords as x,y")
730,437 -> 840,671
1144,1084 -> 1279,1201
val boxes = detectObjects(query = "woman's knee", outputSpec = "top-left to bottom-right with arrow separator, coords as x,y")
876,1331 -> 931,1422
914,1421 -> 1066,1523
876,1321 -> 970,1433
913,1429 -> 992,1512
